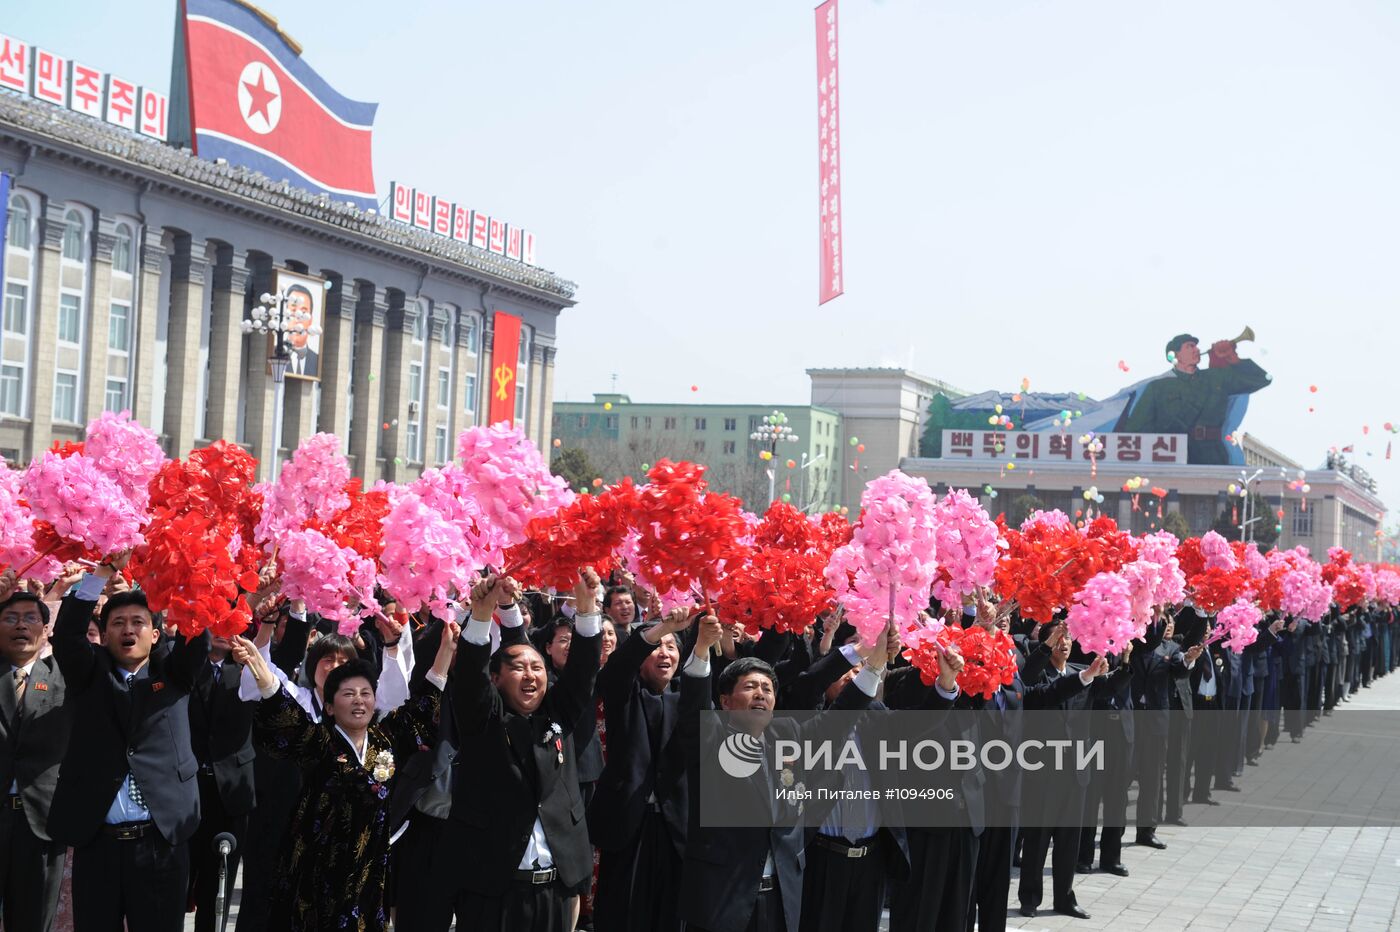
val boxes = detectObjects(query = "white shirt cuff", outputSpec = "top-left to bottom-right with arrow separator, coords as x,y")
1079,670 -> 1094,686
74,573 -> 107,602
257,679 -> 280,700
497,604 -> 523,629
852,666 -> 881,697
288,609 -> 307,622
838,643 -> 861,667
463,619 -> 494,647
935,682 -> 960,701
424,670 -> 448,692
573,611 -> 602,639
683,652 -> 710,677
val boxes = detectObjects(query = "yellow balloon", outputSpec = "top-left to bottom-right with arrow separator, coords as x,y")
603,402 -> 613,411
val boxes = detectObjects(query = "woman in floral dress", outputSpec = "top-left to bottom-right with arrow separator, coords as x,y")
231,620 -> 460,932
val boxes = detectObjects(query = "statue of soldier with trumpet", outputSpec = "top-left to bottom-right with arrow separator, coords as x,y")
1119,327 -> 1271,465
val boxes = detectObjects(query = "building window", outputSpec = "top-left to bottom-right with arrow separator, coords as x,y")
6,196 -> 30,251
112,224 -> 133,275
3,283 -> 26,335
723,440 -> 736,454
630,416 -> 639,429
52,371 -> 77,422
605,415 -> 617,429
104,377 -> 127,413
643,416 -> 652,430
694,417 -> 707,430
694,440 -> 706,453
408,362 -> 422,402
464,373 -> 478,412
412,308 -> 427,343
108,302 -> 130,351
58,294 -> 82,344
406,422 -> 420,461
435,425 -> 449,464
515,326 -> 531,428
1291,500 -> 1313,537
61,210 -> 85,262
724,417 -> 736,431
437,368 -> 450,408
748,416 -> 761,432
440,313 -> 453,348
0,365 -> 21,416
463,315 -> 479,354
664,417 -> 677,430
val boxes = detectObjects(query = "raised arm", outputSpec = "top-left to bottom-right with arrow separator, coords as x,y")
453,576 -> 513,739
378,621 -> 456,760
49,575 -> 108,693
548,569 -> 604,738
231,635 -> 327,764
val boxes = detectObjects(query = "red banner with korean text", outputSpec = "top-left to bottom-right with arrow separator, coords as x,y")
488,311 -> 523,425
816,0 -> 843,305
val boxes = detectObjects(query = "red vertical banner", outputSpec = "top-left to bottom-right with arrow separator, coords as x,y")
488,311 -> 523,426
816,0 -> 843,305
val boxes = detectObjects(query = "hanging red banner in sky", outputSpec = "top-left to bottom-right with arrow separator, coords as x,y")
816,0 -> 843,305
489,311 -> 523,426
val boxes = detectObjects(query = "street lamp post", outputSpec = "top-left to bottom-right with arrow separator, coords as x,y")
798,451 -> 826,513
1236,467 -> 1264,542
749,410 -> 800,507
242,287 -> 321,480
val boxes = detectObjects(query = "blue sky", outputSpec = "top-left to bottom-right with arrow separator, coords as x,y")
11,0 -> 1400,520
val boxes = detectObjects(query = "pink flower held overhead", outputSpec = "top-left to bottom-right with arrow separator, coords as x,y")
455,423 -> 572,568
1215,598 -> 1261,653
83,410 -> 167,512
931,488 -> 1001,605
22,450 -> 145,556
1066,570 -> 1136,656
254,433 -> 351,547
277,528 -> 378,635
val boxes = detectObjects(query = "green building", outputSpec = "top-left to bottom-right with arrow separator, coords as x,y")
552,394 -> 845,514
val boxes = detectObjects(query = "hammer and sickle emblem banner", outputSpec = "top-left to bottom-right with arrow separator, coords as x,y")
488,311 -> 523,425
493,363 -> 516,402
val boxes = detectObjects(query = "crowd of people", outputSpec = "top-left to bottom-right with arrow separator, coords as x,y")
0,542 -> 1396,932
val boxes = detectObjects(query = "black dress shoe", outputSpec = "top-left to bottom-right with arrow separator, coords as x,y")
1246,757 -> 1260,766
1075,861 -> 1093,874
1103,862 -> 1130,876
1218,783 -> 1241,792
1019,905 -> 1037,918
1136,833 -> 1167,849
1054,903 -> 1091,919
1291,735 -> 1302,744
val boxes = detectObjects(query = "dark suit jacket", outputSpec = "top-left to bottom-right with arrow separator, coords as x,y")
450,619 -> 601,896
678,659 -> 874,932
586,629 -> 687,855
0,654 -> 71,840
187,658 -> 256,816
49,593 -> 210,847
1132,639 -> 1188,737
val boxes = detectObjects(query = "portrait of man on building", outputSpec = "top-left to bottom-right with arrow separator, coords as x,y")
275,272 -> 322,380
1118,331 -> 1271,465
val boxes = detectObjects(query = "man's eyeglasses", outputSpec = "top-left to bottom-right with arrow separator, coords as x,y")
0,614 -> 44,627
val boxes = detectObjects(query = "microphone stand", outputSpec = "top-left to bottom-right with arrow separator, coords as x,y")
213,831 -> 237,932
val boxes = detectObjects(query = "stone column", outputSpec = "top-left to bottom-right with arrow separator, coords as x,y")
538,344 -> 556,451
419,309 -> 445,466
455,311 -> 481,430
317,271 -> 354,442
377,300 -> 414,482
131,239 -> 165,431
205,246 -> 249,442
528,342 -> 547,449
164,236 -> 209,457
347,285 -> 387,484
242,260 -> 277,480
81,221 -> 117,421
26,203 -> 67,455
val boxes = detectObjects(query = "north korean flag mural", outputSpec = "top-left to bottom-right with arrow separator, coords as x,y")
171,0 -> 378,209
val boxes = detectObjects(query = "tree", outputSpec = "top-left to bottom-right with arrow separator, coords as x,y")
1162,510 -> 1193,541
1004,493 -> 1047,529
550,447 -> 597,493
1210,492 -> 1279,550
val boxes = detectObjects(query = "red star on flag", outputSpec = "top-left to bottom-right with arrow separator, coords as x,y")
242,68 -> 278,124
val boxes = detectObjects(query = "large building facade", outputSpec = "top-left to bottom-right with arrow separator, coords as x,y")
553,393 -> 845,514
0,93 -> 574,480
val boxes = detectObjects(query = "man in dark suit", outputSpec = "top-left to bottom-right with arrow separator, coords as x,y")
1130,613 -> 1200,846
587,609 -> 695,932
48,556 -> 210,932
1077,644 -> 1135,877
0,584 -> 73,932
448,570 -> 603,930
1187,642 -> 1227,804
1016,623 -> 1109,920
186,633 -> 256,932
677,615 -> 885,932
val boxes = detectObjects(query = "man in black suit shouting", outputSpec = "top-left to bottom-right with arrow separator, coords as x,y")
677,613 -> 888,932
0,573 -> 73,932
588,606 -> 695,932
48,553 -> 210,932
450,569 -> 604,931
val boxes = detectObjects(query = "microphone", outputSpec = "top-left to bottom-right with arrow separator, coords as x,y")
214,832 -> 237,857
214,831 -> 237,929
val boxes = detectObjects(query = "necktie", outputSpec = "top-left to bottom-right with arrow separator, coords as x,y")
13,669 -> 25,720
125,675 -> 148,811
